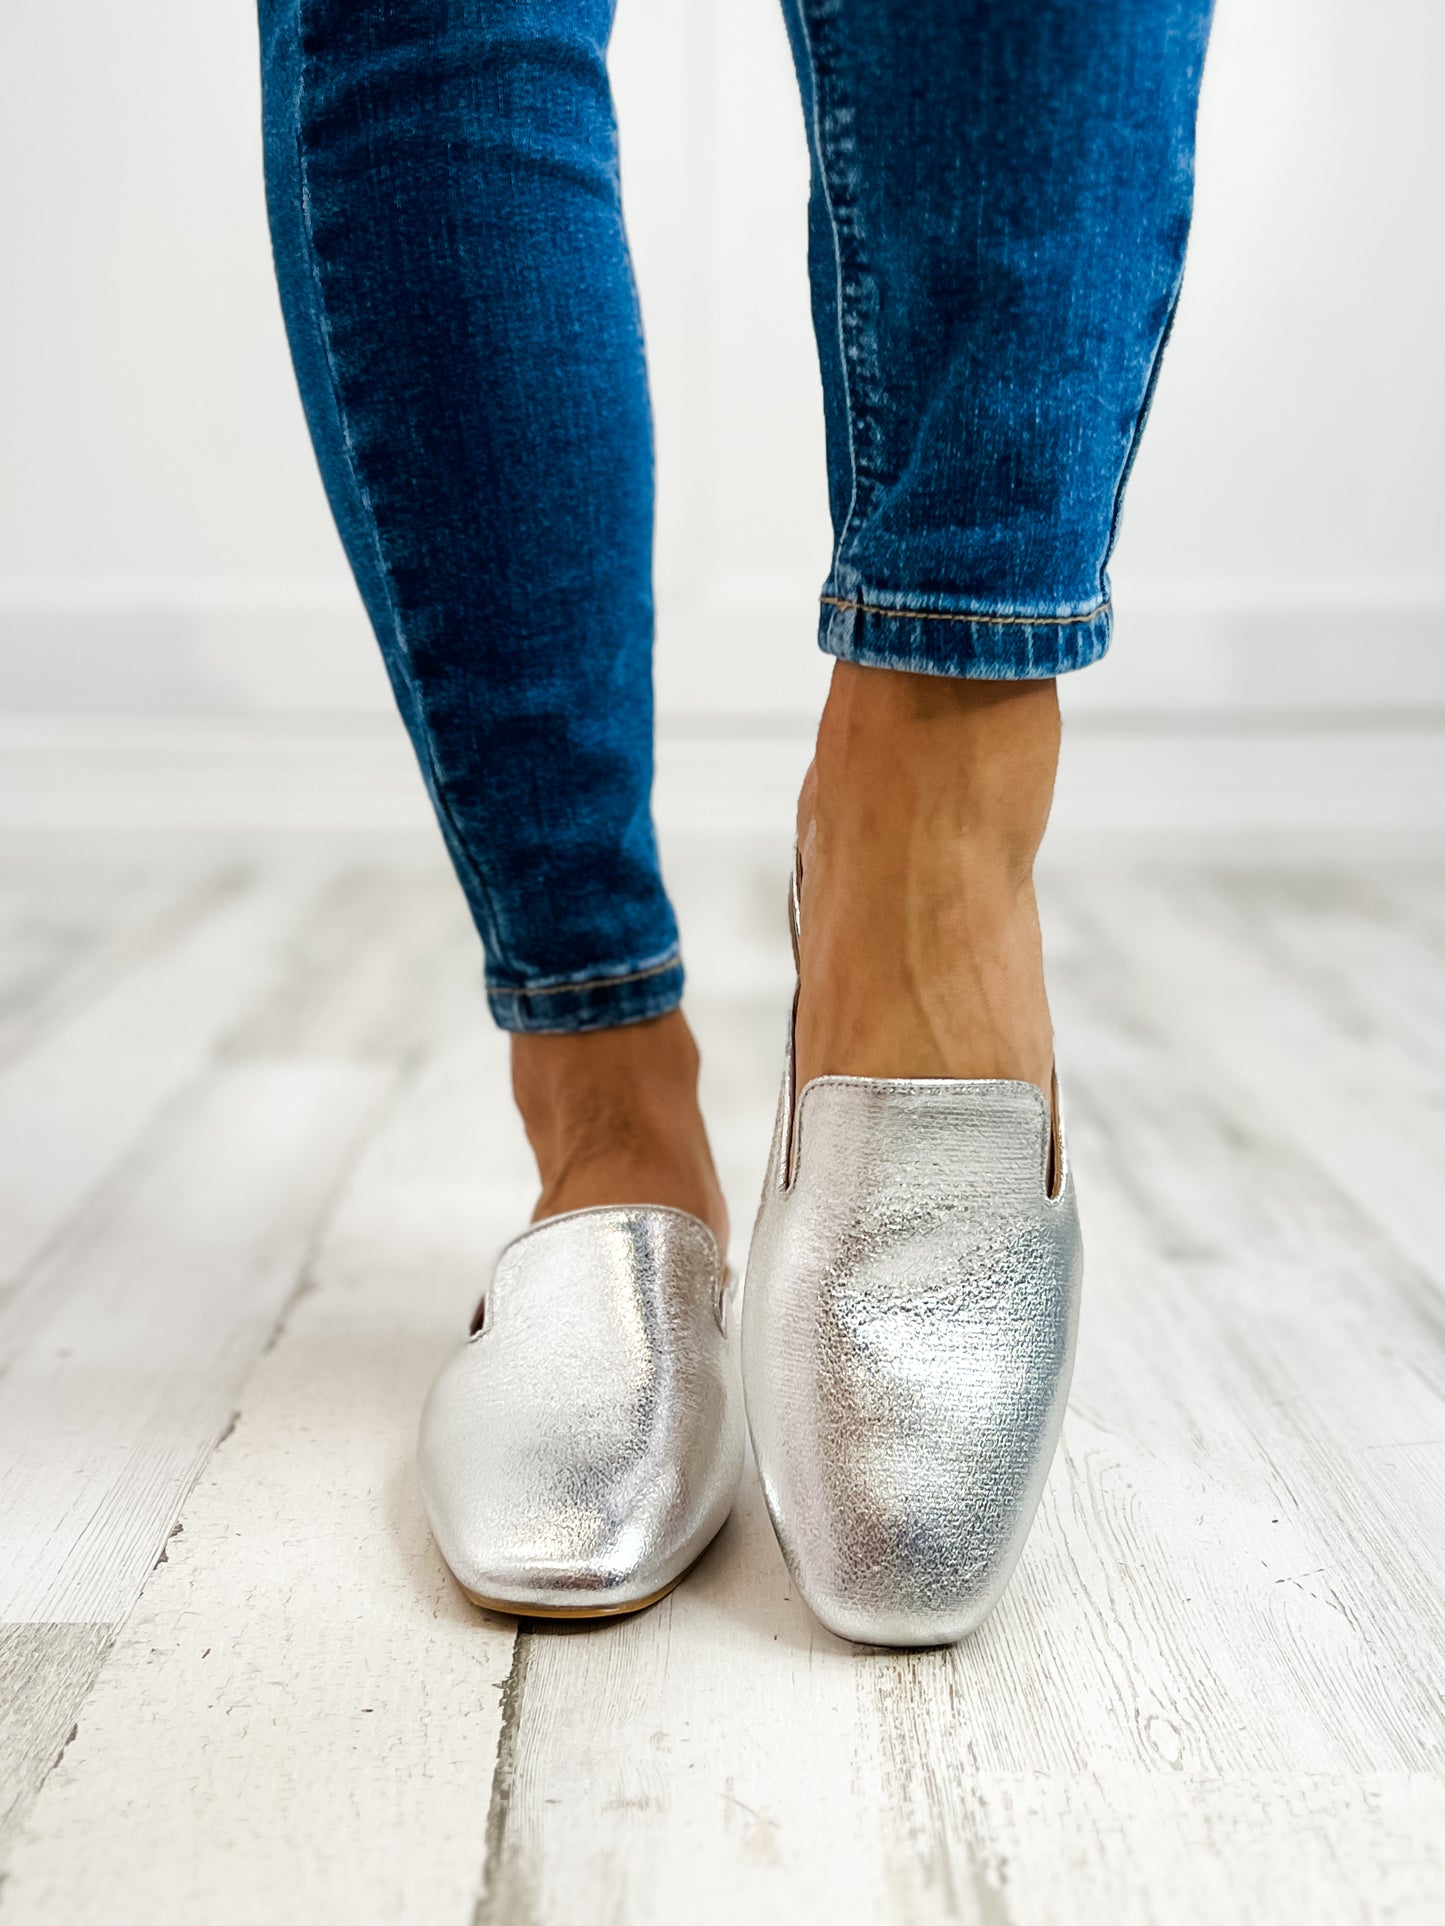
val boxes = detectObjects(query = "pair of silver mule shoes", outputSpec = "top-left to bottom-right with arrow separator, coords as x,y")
418,877 -> 1083,1649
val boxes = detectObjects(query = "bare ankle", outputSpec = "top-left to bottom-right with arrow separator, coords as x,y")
803,660 -> 1059,863
793,662 -> 1059,1097
510,1012 -> 728,1249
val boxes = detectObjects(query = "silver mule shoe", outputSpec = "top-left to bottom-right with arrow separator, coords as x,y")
742,871 -> 1082,1649
418,1205 -> 744,1619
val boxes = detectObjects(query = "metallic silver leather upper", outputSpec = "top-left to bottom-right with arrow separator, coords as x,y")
418,1205 -> 743,1614
743,1007 -> 1083,1648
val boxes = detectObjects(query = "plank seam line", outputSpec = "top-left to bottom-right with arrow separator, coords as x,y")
473,1630 -> 531,1926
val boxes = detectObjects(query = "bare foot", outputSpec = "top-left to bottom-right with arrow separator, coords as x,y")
794,660 -> 1058,1101
511,1009 -> 730,1254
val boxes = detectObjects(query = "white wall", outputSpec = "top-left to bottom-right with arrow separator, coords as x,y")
1,0 -> 1441,721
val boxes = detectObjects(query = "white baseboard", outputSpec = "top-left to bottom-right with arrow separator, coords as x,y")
1,714 -> 1442,851
655,587 -> 1445,720
3,590 -> 1442,846
2,589 -> 1443,724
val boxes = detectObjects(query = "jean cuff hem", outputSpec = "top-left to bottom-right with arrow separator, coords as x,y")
819,593 -> 1112,679
486,955 -> 685,1035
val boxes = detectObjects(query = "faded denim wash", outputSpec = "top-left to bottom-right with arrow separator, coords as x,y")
259,0 -> 1213,1033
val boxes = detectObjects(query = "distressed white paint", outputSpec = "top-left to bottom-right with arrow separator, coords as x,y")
0,1625 -> 114,1862
0,838 -> 1443,1920
0,866 -> 192,1065
455,898 -> 1445,1921
1066,871 -> 1445,1294
0,1060 -> 388,1623
0,1008 -> 525,1922
0,871 -> 315,1286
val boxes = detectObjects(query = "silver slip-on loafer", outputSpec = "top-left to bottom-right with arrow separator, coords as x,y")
742,875 -> 1083,1649
418,1205 -> 744,1619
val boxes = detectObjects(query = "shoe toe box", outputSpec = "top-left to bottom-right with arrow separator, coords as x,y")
417,1208 -> 744,1616
744,1079 -> 1083,1648
418,1335 -> 738,1613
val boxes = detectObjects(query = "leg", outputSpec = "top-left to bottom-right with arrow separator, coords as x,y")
781,0 -> 1213,1093
744,1 -> 1211,1647
259,0 -> 724,1241
797,668 -> 1060,1092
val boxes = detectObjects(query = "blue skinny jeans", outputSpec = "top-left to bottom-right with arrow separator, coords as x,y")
259,0 -> 1213,1033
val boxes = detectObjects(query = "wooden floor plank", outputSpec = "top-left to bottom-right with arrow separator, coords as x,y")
0,1059 -> 389,1623
853,1767 -> 1445,1925
1059,867 -> 1445,1297
222,866 -> 477,1066
2,843 -> 1443,1921
0,1021 -> 523,1923
0,861 -> 481,1866
847,920 -> 1445,1918
476,1480 -> 901,1926
0,1625 -> 114,1865
0,870 -> 318,1291
454,888 -> 1445,1919
0,866 -> 195,1067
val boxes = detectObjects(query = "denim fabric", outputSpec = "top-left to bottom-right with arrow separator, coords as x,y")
259,0 -> 1211,1033
784,0 -> 1213,678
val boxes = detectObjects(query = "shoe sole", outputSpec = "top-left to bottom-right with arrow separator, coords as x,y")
459,1561 -> 693,1621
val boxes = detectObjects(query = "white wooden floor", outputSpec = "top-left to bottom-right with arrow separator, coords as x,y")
2,796 -> 1444,1921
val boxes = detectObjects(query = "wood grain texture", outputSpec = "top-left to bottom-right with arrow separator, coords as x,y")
0,1059 -> 389,1623
0,865 -> 197,1067
471,861 -> 1445,1921
0,869 -> 316,1289
1,842 -> 1442,1922
0,1624 -> 113,1862
221,866 -> 476,1065
0,1018 -> 525,1922
1054,868 -> 1445,1296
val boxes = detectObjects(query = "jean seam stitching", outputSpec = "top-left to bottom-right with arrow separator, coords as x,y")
487,953 -> 682,1000
292,16 -> 513,975
822,595 -> 1110,628
792,0 -> 874,575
